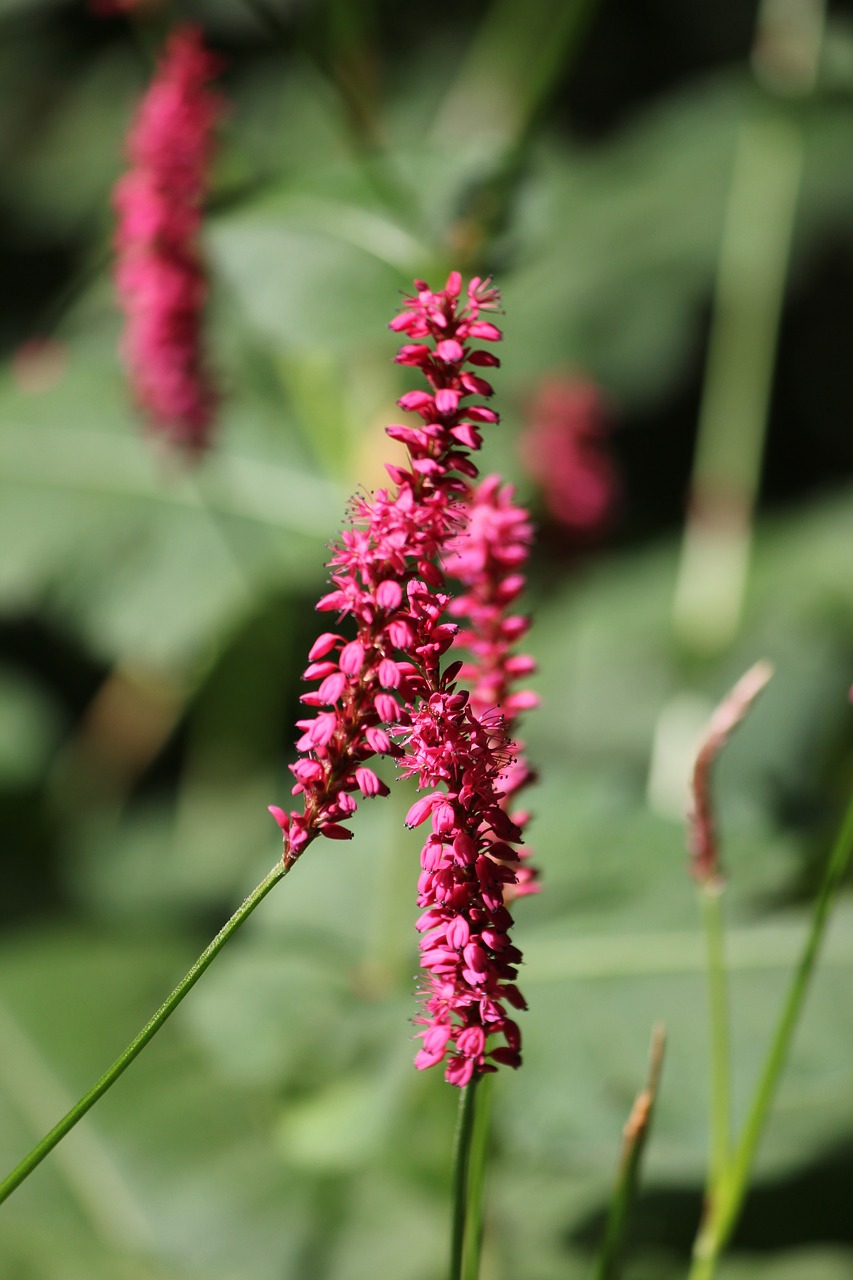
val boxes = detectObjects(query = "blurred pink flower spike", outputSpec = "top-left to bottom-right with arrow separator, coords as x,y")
113,25 -> 223,454
519,374 -> 619,536
688,661 -> 774,886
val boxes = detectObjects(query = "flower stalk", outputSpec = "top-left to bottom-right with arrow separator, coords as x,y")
0,860 -> 287,1207
689,784 -> 853,1279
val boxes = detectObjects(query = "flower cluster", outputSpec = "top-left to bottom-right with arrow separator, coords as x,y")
518,375 -> 619,535
113,25 -> 222,452
269,274 -> 533,1083
445,476 -> 540,901
268,273 -> 502,860
404,687 -> 526,1086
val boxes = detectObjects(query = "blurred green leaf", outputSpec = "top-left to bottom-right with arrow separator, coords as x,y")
6,47 -> 136,240
0,927 -> 324,1280
0,319 -> 344,669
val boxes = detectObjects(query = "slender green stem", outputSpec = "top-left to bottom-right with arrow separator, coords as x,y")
700,883 -> 733,1190
672,112 -> 802,655
462,1072 -> 493,1280
689,787 -> 853,1279
0,860 -> 288,1207
592,1025 -> 666,1280
673,0 -> 825,657
449,1073 -> 482,1280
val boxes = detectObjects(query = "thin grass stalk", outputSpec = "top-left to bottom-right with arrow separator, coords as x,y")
689,786 -> 853,1278
0,860 -> 288,1207
700,884 -> 733,1190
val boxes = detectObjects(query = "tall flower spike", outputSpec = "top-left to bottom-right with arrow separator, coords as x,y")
269,274 -> 532,1083
113,25 -> 222,453
445,475 -> 540,901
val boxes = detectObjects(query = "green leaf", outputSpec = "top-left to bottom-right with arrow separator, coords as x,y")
0,928 -> 318,1280
0,322 -> 344,670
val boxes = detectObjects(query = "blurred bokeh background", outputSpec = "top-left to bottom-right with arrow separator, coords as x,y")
1,0 -> 853,1277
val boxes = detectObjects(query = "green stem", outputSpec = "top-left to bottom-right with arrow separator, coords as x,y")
462,1073 -> 493,1280
673,0 -> 825,658
689,786 -> 853,1279
0,859 -> 288,1208
700,883 -> 733,1190
672,111 -> 802,655
592,1025 -> 666,1280
449,1073 -> 482,1280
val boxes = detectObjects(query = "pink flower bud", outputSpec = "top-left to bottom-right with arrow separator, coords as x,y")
339,640 -> 366,675
375,579 -> 403,609
318,672 -> 348,704
405,793 -> 439,828
267,805 -> 289,832
378,659 -> 401,688
320,823 -> 354,841
355,767 -> 389,798
435,339 -> 464,362
308,632 -> 341,661
365,726 -> 391,754
374,692 -> 401,723
446,916 -> 470,948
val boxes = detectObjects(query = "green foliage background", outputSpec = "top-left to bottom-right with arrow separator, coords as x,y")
0,1 -> 852,1277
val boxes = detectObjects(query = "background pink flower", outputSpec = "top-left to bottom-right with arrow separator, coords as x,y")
518,374 -> 619,536
113,25 -> 222,453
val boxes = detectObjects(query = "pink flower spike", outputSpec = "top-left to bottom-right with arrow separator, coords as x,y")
518,375 -> 620,536
264,275 -> 535,1087
113,25 -> 223,453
